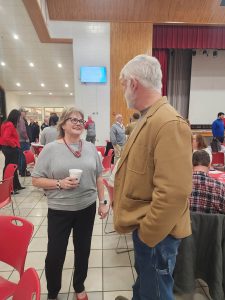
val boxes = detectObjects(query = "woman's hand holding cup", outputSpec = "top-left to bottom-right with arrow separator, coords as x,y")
60,177 -> 79,189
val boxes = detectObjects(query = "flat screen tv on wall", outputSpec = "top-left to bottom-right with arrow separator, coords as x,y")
80,66 -> 107,83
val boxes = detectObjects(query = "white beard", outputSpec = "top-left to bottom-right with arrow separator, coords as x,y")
124,85 -> 136,109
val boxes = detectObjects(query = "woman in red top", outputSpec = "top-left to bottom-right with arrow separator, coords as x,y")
1,109 -> 24,192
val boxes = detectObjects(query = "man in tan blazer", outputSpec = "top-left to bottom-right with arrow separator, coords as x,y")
114,55 -> 193,300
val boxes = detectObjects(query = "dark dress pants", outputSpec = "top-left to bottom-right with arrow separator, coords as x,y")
45,202 -> 96,299
2,146 -> 21,190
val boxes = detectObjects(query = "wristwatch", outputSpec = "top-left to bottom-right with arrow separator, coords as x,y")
99,199 -> 108,205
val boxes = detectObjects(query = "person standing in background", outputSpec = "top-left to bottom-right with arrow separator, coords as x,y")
125,112 -> 140,138
28,118 -> 40,143
114,54 -> 192,300
40,114 -> 59,145
85,115 -> 96,144
41,117 -> 49,131
212,112 -> 224,143
17,107 -> 31,177
0,109 -> 25,193
110,114 -> 126,164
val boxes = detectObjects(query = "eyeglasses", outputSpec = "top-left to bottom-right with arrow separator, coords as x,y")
66,117 -> 86,125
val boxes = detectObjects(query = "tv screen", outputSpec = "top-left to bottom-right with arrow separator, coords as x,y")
80,66 -> 107,83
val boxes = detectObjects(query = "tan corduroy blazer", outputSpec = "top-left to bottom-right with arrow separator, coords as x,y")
113,97 -> 193,247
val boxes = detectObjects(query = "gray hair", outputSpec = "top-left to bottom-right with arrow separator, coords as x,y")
57,107 -> 84,138
120,54 -> 162,93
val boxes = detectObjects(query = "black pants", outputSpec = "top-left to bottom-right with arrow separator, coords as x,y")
46,202 -> 96,298
2,146 -> 21,190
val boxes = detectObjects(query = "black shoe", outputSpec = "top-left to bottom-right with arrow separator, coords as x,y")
25,170 -> 31,177
17,186 -> 26,190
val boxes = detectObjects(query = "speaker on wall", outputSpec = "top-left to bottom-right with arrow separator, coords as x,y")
0,86 -> 6,122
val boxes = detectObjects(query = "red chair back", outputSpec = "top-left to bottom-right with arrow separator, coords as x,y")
102,155 -> 112,171
4,164 -> 18,192
32,145 -> 43,157
0,178 -> 13,209
96,146 -> 105,156
13,268 -> 40,300
107,149 -> 114,157
103,179 -> 114,206
212,152 -> 224,165
0,216 -> 34,275
23,150 -> 35,165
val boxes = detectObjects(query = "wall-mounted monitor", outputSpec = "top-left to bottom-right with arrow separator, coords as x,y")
80,66 -> 107,83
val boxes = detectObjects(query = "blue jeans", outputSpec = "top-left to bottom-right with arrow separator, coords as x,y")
18,141 -> 30,175
132,229 -> 181,300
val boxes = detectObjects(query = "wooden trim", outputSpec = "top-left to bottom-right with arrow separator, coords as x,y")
46,0 -> 225,25
22,0 -> 72,44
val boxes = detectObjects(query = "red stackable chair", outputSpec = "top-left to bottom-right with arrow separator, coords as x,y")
102,150 -> 114,175
0,216 -> 34,299
4,163 -> 18,193
107,149 -> 114,157
32,145 -> 43,157
23,150 -> 35,184
212,152 -> 224,165
0,177 -> 15,215
96,146 -> 105,156
12,268 -> 40,300
23,150 -> 35,165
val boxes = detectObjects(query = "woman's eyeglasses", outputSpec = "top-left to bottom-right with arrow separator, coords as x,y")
66,117 -> 86,125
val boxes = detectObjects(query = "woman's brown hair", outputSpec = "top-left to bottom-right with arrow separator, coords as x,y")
57,107 -> 84,138
195,134 -> 207,150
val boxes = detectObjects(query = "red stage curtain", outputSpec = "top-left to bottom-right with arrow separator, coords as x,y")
153,49 -> 169,96
153,25 -> 225,49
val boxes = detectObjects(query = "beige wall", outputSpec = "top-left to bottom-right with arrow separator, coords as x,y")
6,92 -> 74,117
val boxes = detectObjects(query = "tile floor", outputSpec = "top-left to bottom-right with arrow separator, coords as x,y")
0,153 -> 212,300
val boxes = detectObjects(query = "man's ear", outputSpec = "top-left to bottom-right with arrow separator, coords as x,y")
130,78 -> 138,91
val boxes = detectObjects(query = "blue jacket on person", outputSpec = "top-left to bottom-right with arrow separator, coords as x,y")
212,118 -> 224,137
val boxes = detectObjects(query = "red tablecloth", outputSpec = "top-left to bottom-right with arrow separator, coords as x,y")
208,171 -> 225,184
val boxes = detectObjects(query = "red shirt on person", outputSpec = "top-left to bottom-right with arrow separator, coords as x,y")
0,121 -> 20,148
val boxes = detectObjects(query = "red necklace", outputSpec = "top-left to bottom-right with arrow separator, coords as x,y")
63,138 -> 82,158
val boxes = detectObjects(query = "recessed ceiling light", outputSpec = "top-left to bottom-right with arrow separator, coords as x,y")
13,34 -> 19,40
29,62 -> 34,67
48,92 -> 52,95
65,83 -> 69,88
57,63 -> 62,68
41,83 -> 45,87
70,92 -> 73,96
1,62 -> 5,66
28,92 -> 32,95
16,82 -> 21,87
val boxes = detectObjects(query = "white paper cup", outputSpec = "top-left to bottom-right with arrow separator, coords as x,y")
69,169 -> 83,182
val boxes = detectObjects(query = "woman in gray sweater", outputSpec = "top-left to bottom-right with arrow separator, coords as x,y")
32,107 -> 108,300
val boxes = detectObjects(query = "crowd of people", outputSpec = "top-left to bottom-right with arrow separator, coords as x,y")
1,54 -> 225,300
